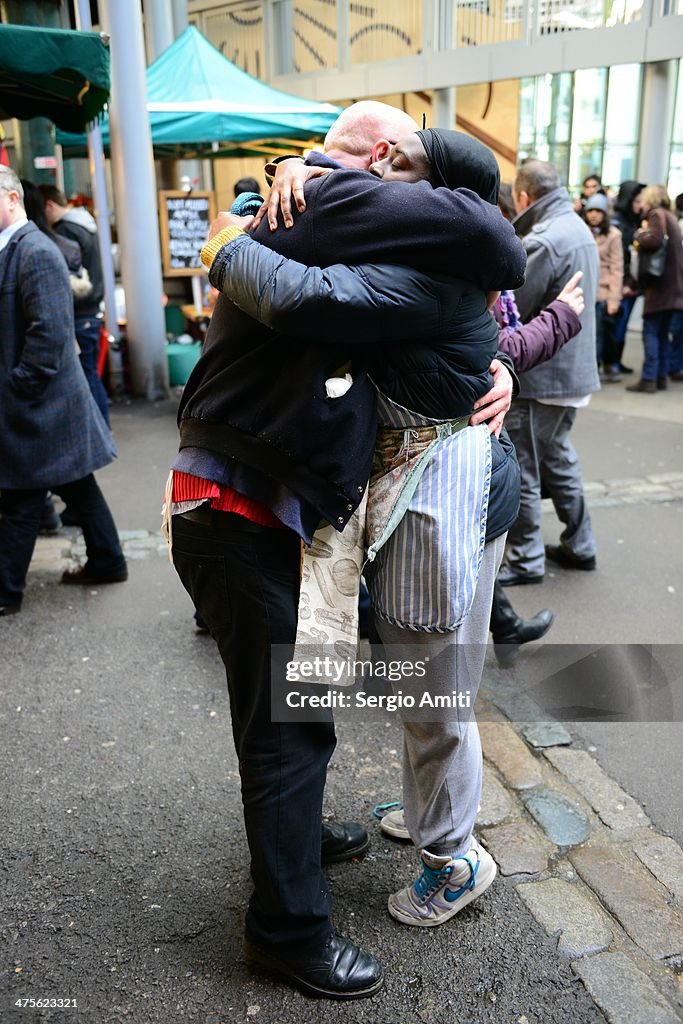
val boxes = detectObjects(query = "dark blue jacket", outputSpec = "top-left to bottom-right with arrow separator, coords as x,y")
0,223 -> 115,489
179,170 -> 526,532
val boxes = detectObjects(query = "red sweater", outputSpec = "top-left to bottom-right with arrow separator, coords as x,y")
171,471 -> 285,530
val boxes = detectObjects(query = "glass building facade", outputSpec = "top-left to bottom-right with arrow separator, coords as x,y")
518,63 -> 643,192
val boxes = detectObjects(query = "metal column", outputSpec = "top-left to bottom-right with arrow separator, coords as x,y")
433,87 -> 456,129
144,0 -> 175,64
171,0 -> 188,37
74,0 -> 120,370
638,61 -> 678,185
100,0 -> 168,399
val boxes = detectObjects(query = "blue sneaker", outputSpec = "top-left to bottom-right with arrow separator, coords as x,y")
388,841 -> 496,927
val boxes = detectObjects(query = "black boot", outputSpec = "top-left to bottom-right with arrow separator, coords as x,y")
490,582 -> 554,668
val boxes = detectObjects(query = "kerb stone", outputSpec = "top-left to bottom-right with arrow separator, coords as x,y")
574,952 -> 681,1024
522,722 -> 573,749
523,788 -> 591,847
633,834 -> 683,903
571,845 -> 683,961
544,747 -> 650,831
480,822 -> 553,876
479,722 -> 542,790
516,878 -> 612,956
477,765 -> 515,826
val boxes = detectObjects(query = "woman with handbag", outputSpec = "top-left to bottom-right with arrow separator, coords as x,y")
627,185 -> 683,393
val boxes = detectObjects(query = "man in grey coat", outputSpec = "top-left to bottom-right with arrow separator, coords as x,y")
0,167 -> 127,616
498,160 -> 600,586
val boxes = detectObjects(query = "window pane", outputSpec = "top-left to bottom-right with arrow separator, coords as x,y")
602,144 -> 638,188
569,68 -> 607,187
548,142 -> 570,182
569,141 -> 604,190
669,146 -> 683,199
672,61 -> 683,144
518,77 -> 536,147
548,72 -> 573,145
605,64 -> 642,144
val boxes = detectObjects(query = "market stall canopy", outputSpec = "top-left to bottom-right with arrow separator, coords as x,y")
58,25 -> 340,156
0,23 -> 110,133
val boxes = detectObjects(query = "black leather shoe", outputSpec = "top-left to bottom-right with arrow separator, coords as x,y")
497,567 -> 544,587
61,564 -> 128,585
321,821 -> 369,864
490,582 -> 554,667
0,604 -> 21,617
545,545 -> 596,571
244,932 -> 384,999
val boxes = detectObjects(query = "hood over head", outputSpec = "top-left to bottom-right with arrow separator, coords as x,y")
416,128 -> 500,205
614,180 -> 646,213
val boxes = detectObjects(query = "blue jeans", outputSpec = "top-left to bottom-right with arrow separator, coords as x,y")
614,293 -> 637,348
0,475 -> 126,607
75,315 -> 110,426
641,311 -> 674,382
171,512 -> 335,950
669,311 -> 683,374
595,301 -> 620,368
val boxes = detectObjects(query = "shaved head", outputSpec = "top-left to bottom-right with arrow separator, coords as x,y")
324,101 -> 419,168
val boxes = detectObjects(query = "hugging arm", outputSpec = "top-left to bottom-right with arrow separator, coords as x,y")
208,233 -> 443,342
254,161 -> 527,293
206,230 -> 517,430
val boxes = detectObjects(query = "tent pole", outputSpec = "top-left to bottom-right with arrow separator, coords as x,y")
100,0 -> 169,399
74,0 -> 124,394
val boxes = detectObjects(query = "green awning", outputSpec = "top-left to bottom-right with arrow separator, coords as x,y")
0,23 -> 110,133
58,26 -> 338,156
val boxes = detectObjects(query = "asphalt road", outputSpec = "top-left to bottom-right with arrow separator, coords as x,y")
2,326 -> 682,1021
2,557 -> 604,1024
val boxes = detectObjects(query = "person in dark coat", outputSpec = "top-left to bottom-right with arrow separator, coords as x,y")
626,184 -> 683,392
0,167 -> 127,616
38,184 -> 109,425
611,179 -> 646,373
21,178 -> 97,535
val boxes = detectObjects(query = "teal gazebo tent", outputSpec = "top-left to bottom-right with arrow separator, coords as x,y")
0,23 -> 109,133
58,25 -> 340,155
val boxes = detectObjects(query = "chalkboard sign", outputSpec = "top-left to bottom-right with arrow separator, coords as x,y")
158,190 -> 217,276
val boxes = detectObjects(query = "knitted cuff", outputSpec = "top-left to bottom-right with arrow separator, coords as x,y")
200,225 -> 246,270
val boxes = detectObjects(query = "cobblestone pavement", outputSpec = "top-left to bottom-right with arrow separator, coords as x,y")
474,690 -> 683,1023
24,481 -> 683,1023
12,371 -> 683,1022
